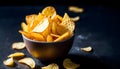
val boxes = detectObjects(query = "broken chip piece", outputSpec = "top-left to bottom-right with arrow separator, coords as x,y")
18,57 -> 36,69
8,52 -> 25,59
41,63 -> 59,69
12,42 -> 25,50
63,58 -> 80,69
80,46 -> 92,52
68,6 -> 84,13
3,57 -> 15,67
71,16 -> 80,22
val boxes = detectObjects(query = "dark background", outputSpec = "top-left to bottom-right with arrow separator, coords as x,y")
0,0 -> 120,11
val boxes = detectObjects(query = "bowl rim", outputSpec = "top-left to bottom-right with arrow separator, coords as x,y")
22,34 -> 74,44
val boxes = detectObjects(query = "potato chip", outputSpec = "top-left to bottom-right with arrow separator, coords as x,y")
52,15 -> 62,24
61,13 -> 75,34
25,14 -> 37,25
12,42 -> 25,50
51,22 -> 57,34
21,22 -> 28,32
19,30 -> 32,39
41,19 -> 52,38
30,32 -> 46,41
80,46 -> 92,52
50,34 -> 60,38
19,30 -> 46,41
8,52 -> 25,58
46,35 -> 53,42
41,63 -> 59,69
63,58 -> 80,69
18,57 -> 36,69
71,16 -> 80,22
3,57 -> 15,67
32,18 -> 49,33
68,6 -> 84,13
54,31 -> 71,42
26,14 -> 38,32
42,6 -> 56,19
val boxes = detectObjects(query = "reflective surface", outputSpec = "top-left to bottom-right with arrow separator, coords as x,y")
0,5 -> 120,69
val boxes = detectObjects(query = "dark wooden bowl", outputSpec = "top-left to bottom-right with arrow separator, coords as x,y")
22,35 -> 74,61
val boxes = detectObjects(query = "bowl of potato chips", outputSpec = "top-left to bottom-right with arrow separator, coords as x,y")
19,6 -> 75,61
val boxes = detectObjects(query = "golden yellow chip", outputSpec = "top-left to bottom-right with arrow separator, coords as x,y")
61,13 -> 75,34
42,6 -> 56,18
25,14 -> 37,25
19,30 -> 45,41
54,31 -> 71,42
51,22 -> 57,34
18,57 -> 36,69
8,52 -> 25,58
12,42 -> 25,50
63,58 -> 80,69
3,57 -> 15,67
41,63 -> 59,69
50,34 -> 60,38
46,35 -> 53,42
21,22 -> 28,32
30,32 -> 46,41
32,18 -> 49,33
19,30 -> 32,39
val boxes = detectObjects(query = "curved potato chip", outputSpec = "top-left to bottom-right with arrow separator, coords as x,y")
12,42 -> 25,50
18,57 -> 36,69
71,16 -> 80,22
51,22 -> 57,34
80,46 -> 92,52
46,35 -> 53,42
61,13 -> 75,34
3,58 -> 15,67
42,6 -> 56,18
26,14 -> 37,25
54,31 -> 71,42
50,34 -> 60,38
42,63 -> 59,69
68,6 -> 84,13
32,18 -> 49,33
8,52 -> 25,58
63,58 -> 80,69
21,22 -> 28,32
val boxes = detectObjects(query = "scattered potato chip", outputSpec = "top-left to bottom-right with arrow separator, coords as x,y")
8,52 -> 25,59
12,42 -> 25,50
68,6 -> 84,13
63,58 -> 80,69
18,57 -> 36,69
3,58 -> 15,67
71,16 -> 80,22
80,46 -> 92,52
41,63 -> 59,69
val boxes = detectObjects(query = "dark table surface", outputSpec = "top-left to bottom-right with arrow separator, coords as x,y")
0,5 -> 120,69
